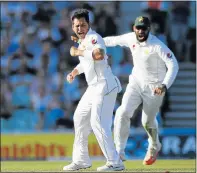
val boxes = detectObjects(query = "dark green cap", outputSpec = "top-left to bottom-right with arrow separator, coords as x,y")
134,16 -> 150,27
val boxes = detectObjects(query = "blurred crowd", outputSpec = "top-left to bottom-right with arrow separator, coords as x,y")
0,1 -> 196,131
0,1 -> 121,131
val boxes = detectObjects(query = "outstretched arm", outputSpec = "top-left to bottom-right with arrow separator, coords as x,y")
104,33 -> 133,47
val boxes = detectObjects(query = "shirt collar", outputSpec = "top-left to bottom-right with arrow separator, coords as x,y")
135,33 -> 153,46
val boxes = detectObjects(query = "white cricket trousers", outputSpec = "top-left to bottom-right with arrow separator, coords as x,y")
72,81 -> 120,166
114,75 -> 164,154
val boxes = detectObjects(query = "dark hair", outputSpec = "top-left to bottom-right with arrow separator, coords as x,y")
71,9 -> 89,24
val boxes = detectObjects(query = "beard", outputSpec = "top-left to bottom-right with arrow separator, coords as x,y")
136,31 -> 149,42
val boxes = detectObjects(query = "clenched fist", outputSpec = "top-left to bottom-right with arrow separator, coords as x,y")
67,73 -> 74,83
70,46 -> 78,57
154,84 -> 167,96
71,35 -> 79,43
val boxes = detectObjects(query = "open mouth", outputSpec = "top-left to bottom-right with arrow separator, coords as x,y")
138,34 -> 145,40
78,32 -> 84,37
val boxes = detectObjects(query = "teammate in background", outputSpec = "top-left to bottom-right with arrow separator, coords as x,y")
63,9 -> 124,171
104,16 -> 179,165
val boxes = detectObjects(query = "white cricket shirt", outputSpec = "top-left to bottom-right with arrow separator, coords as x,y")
104,32 -> 179,89
75,28 -> 121,93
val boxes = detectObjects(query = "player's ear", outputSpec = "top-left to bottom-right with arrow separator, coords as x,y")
72,23 -> 75,31
133,25 -> 137,32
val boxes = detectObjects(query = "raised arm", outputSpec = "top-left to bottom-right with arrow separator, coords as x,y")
104,33 -> 133,47
70,34 -> 107,61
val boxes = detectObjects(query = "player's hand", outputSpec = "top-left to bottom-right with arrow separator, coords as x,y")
71,35 -> 79,43
70,46 -> 78,57
154,84 -> 167,96
66,73 -> 74,83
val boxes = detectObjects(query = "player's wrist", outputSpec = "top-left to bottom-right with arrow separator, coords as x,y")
161,84 -> 167,91
77,49 -> 84,57
70,72 -> 75,78
71,69 -> 78,77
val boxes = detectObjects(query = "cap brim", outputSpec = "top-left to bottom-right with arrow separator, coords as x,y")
134,23 -> 149,27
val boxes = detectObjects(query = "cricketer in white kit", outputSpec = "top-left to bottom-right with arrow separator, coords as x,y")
104,16 -> 179,165
63,9 -> 124,172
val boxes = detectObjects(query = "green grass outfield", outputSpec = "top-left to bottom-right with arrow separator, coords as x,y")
1,160 -> 196,172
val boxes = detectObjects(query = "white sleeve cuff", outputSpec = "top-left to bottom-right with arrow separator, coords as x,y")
74,64 -> 83,74
162,83 -> 169,89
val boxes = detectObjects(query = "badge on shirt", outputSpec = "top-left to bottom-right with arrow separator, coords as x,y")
167,53 -> 172,58
144,49 -> 150,55
132,44 -> 136,51
91,37 -> 97,45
